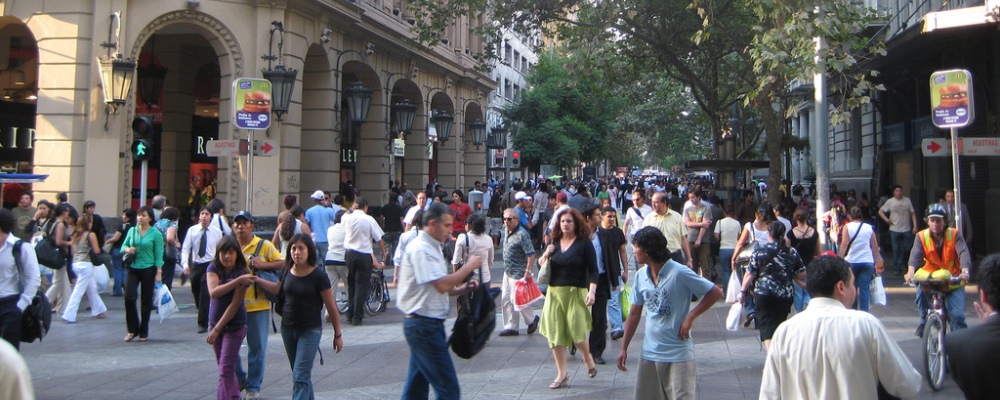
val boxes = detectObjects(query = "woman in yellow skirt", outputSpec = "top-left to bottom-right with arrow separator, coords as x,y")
538,208 -> 599,389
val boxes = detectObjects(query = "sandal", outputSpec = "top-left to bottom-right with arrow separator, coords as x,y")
549,375 -> 569,389
123,333 -> 137,342
138,337 -> 148,342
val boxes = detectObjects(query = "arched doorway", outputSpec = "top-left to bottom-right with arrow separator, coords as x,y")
428,91 -> 455,191
338,60 -> 381,196
388,79 -> 422,190
0,18 -> 38,207
131,28 -> 227,223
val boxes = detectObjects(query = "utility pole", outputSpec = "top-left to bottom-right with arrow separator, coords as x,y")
813,4 -> 830,250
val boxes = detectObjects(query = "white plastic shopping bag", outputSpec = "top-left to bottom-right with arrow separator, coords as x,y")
870,275 -> 887,306
725,273 -> 741,304
155,283 -> 179,322
93,264 -> 110,294
726,302 -> 743,331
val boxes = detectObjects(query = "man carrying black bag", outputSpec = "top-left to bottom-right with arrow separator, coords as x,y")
0,209 -> 40,350
398,203 -> 484,400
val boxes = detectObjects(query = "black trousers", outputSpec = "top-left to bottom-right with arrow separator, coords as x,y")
0,295 -> 21,350
345,250 -> 373,322
189,262 -> 211,328
124,267 -> 157,338
589,273 -> 610,358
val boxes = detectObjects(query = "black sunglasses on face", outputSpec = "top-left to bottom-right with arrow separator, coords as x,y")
503,217 -> 516,221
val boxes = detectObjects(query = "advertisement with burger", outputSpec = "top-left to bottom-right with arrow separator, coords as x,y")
233,78 -> 272,130
930,69 -> 974,128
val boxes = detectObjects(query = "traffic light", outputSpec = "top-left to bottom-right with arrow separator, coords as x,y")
511,150 -> 520,167
131,116 -> 155,161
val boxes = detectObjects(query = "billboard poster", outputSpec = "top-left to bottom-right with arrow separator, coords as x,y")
233,78 -> 272,130
930,69 -> 974,128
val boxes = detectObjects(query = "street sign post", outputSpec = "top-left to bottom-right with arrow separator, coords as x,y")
232,77 -> 274,213
254,140 -> 278,157
921,138 -> 951,157
930,69 -> 975,237
958,137 -> 1000,156
205,140 -> 241,157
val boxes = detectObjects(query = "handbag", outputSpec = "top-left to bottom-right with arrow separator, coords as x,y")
122,228 -> 136,269
34,236 -> 65,269
537,258 -> 552,285
249,240 -> 281,303
734,223 -> 757,269
449,263 -> 496,359
90,250 -> 112,267
273,265 -> 290,317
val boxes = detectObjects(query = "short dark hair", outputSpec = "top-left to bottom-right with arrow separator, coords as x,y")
807,255 -> 853,297
283,234 -> 318,268
354,197 -> 369,210
581,203 -> 601,220
21,191 -> 33,202
333,194 -> 344,206
977,254 -> 1000,311
602,206 -> 617,215
161,206 -> 180,222
849,206 -> 864,220
290,205 -> 305,218
56,192 -> 68,203
891,184 -> 903,192
207,198 -> 226,215
633,226 -> 670,264
137,206 -> 157,223
632,188 -> 646,200
334,209 -> 347,224
123,208 -> 137,223
452,189 -> 465,202
422,202 -> 454,226
0,209 -> 14,234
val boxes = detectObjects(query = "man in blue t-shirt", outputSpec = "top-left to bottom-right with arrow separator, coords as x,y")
305,190 -> 339,261
617,226 -> 722,399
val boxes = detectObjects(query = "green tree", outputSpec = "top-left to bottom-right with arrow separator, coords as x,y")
505,53 -> 623,172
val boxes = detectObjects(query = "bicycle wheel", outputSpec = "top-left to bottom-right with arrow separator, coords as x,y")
923,313 -> 947,391
365,276 -> 385,316
335,284 -> 349,314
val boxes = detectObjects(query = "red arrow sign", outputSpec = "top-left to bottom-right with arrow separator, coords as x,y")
927,140 -> 942,154
261,142 -> 274,154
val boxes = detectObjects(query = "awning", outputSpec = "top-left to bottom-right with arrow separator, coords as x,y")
0,174 -> 48,184
923,0 -> 999,32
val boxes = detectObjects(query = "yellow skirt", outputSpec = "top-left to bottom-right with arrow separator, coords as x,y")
539,286 -> 592,348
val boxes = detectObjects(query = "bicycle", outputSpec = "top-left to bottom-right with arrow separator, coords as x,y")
912,277 -> 963,391
365,268 -> 390,315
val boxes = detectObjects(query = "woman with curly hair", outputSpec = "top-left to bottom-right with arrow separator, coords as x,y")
537,208 -> 598,389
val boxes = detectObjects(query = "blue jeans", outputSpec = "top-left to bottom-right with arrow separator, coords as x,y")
403,316 -> 460,400
917,287 -> 968,331
608,276 -> 623,333
890,231 -> 913,273
281,326 -> 322,400
236,310 -> 270,393
793,282 -> 811,312
719,248 -> 735,296
738,265 -> 756,315
111,247 -> 125,296
851,262 -> 875,312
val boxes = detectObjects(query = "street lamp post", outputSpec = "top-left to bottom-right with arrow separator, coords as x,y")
97,11 -> 137,131
261,21 -> 298,122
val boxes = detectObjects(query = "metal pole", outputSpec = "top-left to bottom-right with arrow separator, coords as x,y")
139,160 -> 148,206
813,4 -> 831,250
246,130 -> 254,214
950,127 -> 962,233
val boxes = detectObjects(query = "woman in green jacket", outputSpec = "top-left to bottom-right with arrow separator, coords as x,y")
121,206 -> 164,342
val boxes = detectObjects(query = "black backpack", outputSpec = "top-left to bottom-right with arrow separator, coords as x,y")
449,277 -> 497,359
13,240 -> 52,343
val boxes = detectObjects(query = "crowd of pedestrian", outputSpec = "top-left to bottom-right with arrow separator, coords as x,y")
2,173 -> 998,400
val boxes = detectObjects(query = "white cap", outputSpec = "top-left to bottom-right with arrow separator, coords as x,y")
515,191 -> 530,201
311,190 -> 325,200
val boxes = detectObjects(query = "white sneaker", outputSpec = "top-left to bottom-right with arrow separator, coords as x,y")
245,391 -> 260,399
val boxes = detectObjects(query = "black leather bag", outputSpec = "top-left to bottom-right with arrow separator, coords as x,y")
449,278 -> 497,359
34,237 -> 65,270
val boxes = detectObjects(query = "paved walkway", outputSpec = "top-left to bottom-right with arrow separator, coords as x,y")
22,267 -> 969,399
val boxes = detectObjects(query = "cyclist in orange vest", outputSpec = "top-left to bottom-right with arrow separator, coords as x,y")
904,204 -> 971,337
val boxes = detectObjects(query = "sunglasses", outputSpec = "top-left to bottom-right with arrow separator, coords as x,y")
503,217 -> 516,221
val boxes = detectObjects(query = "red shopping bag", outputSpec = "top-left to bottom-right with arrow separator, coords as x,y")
514,276 -> 544,311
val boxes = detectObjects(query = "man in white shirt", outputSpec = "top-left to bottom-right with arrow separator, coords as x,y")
342,197 -> 387,326
181,208 -> 224,333
398,202 -> 483,399
878,185 -> 918,276
403,192 -> 428,232
760,255 -> 920,400
0,209 -> 40,350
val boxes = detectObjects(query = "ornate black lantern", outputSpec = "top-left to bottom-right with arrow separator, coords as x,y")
487,126 -> 507,149
261,21 -> 299,121
469,120 -> 486,148
392,99 -> 417,136
433,111 -> 454,143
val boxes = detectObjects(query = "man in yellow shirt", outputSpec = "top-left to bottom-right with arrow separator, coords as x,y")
233,211 -> 283,399
642,192 -> 693,269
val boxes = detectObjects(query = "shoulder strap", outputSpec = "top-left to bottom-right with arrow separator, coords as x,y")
13,240 -> 25,295
844,222 -> 864,257
253,239 -> 266,257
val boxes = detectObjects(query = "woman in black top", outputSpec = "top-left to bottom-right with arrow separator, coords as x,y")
255,234 -> 343,400
738,221 -> 806,351
105,208 -> 137,296
537,208 -> 599,389
786,209 -> 819,312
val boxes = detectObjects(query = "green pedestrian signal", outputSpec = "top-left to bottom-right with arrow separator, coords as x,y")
132,139 -> 153,161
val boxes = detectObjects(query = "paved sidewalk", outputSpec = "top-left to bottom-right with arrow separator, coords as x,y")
22,269 -> 968,399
